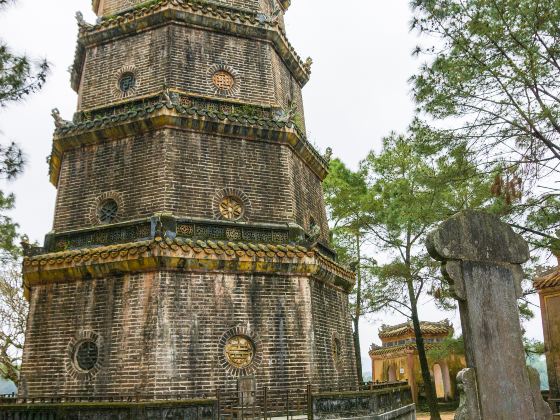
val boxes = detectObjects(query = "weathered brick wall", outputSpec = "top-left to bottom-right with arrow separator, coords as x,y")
287,149 -> 329,242
309,280 -> 358,390
163,130 -> 294,225
53,129 -> 327,232
54,129 -> 328,233
79,25 -> 299,111
19,272 -> 356,397
79,27 -> 169,111
168,25 -> 276,107
53,132 -> 167,232
271,51 -> 306,131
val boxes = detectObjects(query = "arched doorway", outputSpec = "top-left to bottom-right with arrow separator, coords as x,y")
387,365 -> 397,382
433,363 -> 445,398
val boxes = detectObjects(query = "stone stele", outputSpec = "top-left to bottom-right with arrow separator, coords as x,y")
426,210 -> 552,420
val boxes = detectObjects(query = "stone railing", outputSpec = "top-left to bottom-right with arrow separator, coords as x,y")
0,385 -> 414,420
311,385 -> 414,420
0,398 -> 216,419
28,214 -> 339,262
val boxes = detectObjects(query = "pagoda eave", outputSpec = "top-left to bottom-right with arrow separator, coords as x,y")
23,237 -> 356,295
49,102 -> 329,186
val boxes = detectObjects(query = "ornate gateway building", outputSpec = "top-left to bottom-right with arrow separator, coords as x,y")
19,0 -> 358,403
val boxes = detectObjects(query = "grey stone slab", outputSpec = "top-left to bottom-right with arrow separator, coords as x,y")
427,210 -> 529,264
427,211 -> 552,420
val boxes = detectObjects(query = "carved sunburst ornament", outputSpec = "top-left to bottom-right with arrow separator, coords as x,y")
220,196 -> 243,221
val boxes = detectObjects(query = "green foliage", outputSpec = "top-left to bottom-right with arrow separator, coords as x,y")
411,0 -> 560,170
426,335 -> 465,362
325,121 -> 495,415
0,142 -> 23,180
0,191 -> 18,263
524,195 -> 560,250
0,44 -> 48,108
524,338 -> 545,356
361,121 -> 493,314
0,254 -> 27,386
324,158 -> 371,235
324,158 -> 375,383
0,0 -> 48,179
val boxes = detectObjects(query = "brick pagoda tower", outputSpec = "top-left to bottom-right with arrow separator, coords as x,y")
19,0 -> 357,404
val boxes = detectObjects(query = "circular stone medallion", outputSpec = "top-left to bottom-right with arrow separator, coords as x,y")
219,196 -> 244,221
118,72 -> 136,93
224,336 -> 254,369
212,70 -> 235,91
98,198 -> 119,224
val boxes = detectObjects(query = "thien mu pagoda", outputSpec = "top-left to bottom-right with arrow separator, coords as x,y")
19,0 -> 359,406
0,0 -> 420,418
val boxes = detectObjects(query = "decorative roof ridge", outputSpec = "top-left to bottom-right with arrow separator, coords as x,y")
378,319 -> 453,339
24,237 -> 310,262
22,237 -> 355,294
534,265 -> 560,290
368,342 -> 440,357
55,98 -> 292,135
50,92 -> 329,177
78,0 -> 309,77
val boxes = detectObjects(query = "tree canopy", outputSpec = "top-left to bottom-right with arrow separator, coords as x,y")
0,0 -> 48,384
411,0 -> 560,172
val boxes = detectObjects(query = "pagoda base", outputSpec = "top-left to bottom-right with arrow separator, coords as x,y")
20,238 -> 357,400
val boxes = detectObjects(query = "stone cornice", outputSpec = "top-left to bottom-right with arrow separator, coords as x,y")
74,0 -> 310,92
23,237 -> 355,295
49,96 -> 329,186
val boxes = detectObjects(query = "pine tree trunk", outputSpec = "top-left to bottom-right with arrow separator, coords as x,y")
353,316 -> 363,386
406,278 -> 441,420
353,233 -> 363,385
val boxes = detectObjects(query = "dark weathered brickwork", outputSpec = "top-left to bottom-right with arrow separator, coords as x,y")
79,24 -> 304,124
20,273 -> 354,397
53,132 -> 167,231
167,25 -> 275,105
79,27 -> 169,110
20,0 -> 357,405
53,129 -> 324,235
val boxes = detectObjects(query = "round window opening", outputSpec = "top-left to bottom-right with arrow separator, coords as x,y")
219,196 -> 244,221
224,336 -> 255,369
212,70 -> 235,91
98,198 -> 119,224
118,72 -> 136,93
75,340 -> 99,371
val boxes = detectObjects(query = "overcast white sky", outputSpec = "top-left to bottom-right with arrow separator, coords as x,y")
0,0 -> 544,377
